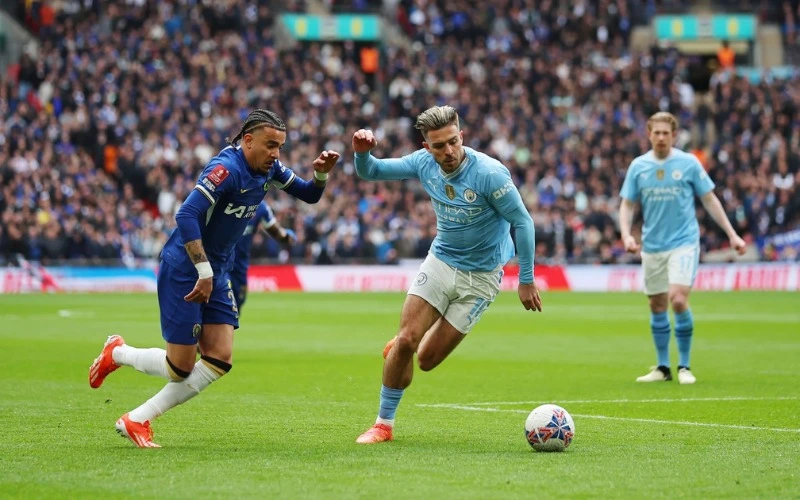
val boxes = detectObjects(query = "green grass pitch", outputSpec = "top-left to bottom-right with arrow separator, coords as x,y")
0,291 -> 798,498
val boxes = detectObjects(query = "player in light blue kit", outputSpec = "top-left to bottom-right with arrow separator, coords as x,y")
230,201 -> 296,311
619,112 -> 746,385
351,105 -> 542,444
88,109 -> 339,447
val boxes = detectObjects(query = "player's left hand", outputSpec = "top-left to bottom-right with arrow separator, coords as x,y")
313,150 -> 340,174
730,234 -> 747,255
518,282 -> 542,312
281,229 -> 297,247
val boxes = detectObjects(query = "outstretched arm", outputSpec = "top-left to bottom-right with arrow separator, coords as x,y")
352,129 -> 419,181
700,191 -> 746,254
280,151 -> 340,203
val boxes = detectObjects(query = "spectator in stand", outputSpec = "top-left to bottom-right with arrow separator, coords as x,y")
717,40 -> 735,70
0,0 -> 798,268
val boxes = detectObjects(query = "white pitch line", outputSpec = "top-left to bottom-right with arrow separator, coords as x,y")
415,403 -> 800,434
418,396 -> 800,407
571,414 -> 800,433
58,309 -> 96,318
416,404 -> 526,413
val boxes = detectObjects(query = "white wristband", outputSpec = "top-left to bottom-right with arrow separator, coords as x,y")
314,170 -> 329,182
195,262 -> 213,279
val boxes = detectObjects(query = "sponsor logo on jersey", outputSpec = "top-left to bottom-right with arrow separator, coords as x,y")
641,186 -> 682,201
208,164 -> 230,186
445,185 -> 455,200
224,203 -> 260,219
492,180 -> 514,199
464,188 -> 477,203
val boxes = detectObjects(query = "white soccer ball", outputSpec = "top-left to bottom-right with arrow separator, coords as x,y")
525,404 -> 575,452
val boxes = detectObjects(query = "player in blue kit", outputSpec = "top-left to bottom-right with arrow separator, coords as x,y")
230,201 -> 296,311
88,109 -> 339,447
351,105 -> 542,444
619,112 -> 746,385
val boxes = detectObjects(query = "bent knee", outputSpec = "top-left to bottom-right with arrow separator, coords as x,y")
394,333 -> 420,355
201,355 -> 232,376
166,356 -> 192,381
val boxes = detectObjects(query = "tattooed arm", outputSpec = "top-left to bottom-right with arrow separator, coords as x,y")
184,239 -> 209,265
175,190 -> 214,303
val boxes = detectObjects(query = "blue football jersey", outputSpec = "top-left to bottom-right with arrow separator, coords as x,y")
355,146 -> 535,280
161,146 -> 295,276
620,148 -> 715,253
231,201 -> 275,277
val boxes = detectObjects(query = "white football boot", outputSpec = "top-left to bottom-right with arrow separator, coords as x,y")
677,367 -> 696,385
636,366 -> 672,382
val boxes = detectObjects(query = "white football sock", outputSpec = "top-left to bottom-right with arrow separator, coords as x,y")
128,360 -> 222,424
376,417 -> 395,427
112,345 -> 170,379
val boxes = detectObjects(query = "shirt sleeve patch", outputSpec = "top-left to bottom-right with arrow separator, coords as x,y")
207,165 -> 230,186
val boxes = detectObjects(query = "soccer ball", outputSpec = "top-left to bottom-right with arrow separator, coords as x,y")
525,404 -> 575,452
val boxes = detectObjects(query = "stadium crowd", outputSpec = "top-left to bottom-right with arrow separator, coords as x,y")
0,0 -> 798,266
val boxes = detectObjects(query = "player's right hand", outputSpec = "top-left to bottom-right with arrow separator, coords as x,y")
623,235 -> 640,254
352,129 -> 378,153
185,277 -> 213,303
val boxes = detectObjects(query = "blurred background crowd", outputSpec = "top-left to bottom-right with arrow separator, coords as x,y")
0,0 -> 798,267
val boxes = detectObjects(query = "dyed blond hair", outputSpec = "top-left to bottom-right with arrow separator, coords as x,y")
414,105 -> 460,138
647,112 -> 678,132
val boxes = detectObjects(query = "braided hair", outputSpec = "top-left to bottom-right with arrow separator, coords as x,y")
226,109 -> 286,146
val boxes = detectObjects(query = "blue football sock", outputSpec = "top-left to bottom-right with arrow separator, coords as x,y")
674,309 -> 694,368
650,311 -> 671,368
378,385 -> 404,420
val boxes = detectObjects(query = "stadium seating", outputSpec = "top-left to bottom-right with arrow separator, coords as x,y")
0,0 -> 797,265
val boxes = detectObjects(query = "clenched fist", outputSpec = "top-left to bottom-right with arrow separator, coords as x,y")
352,129 -> 378,154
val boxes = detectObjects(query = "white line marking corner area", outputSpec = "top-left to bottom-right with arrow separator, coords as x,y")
416,396 -> 800,434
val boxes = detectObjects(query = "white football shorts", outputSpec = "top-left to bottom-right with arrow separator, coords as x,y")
407,253 -> 504,334
640,244 -> 700,295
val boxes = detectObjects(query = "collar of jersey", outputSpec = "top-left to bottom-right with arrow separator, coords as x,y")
439,149 -> 472,180
647,148 -> 677,165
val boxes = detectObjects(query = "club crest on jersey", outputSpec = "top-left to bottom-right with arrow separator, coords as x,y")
656,169 -> 665,181
445,185 -> 455,200
464,188 -> 477,203
672,170 -> 682,180
208,165 -> 230,186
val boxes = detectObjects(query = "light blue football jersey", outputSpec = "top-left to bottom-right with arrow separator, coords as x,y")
620,148 -> 715,253
355,147 -> 535,282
